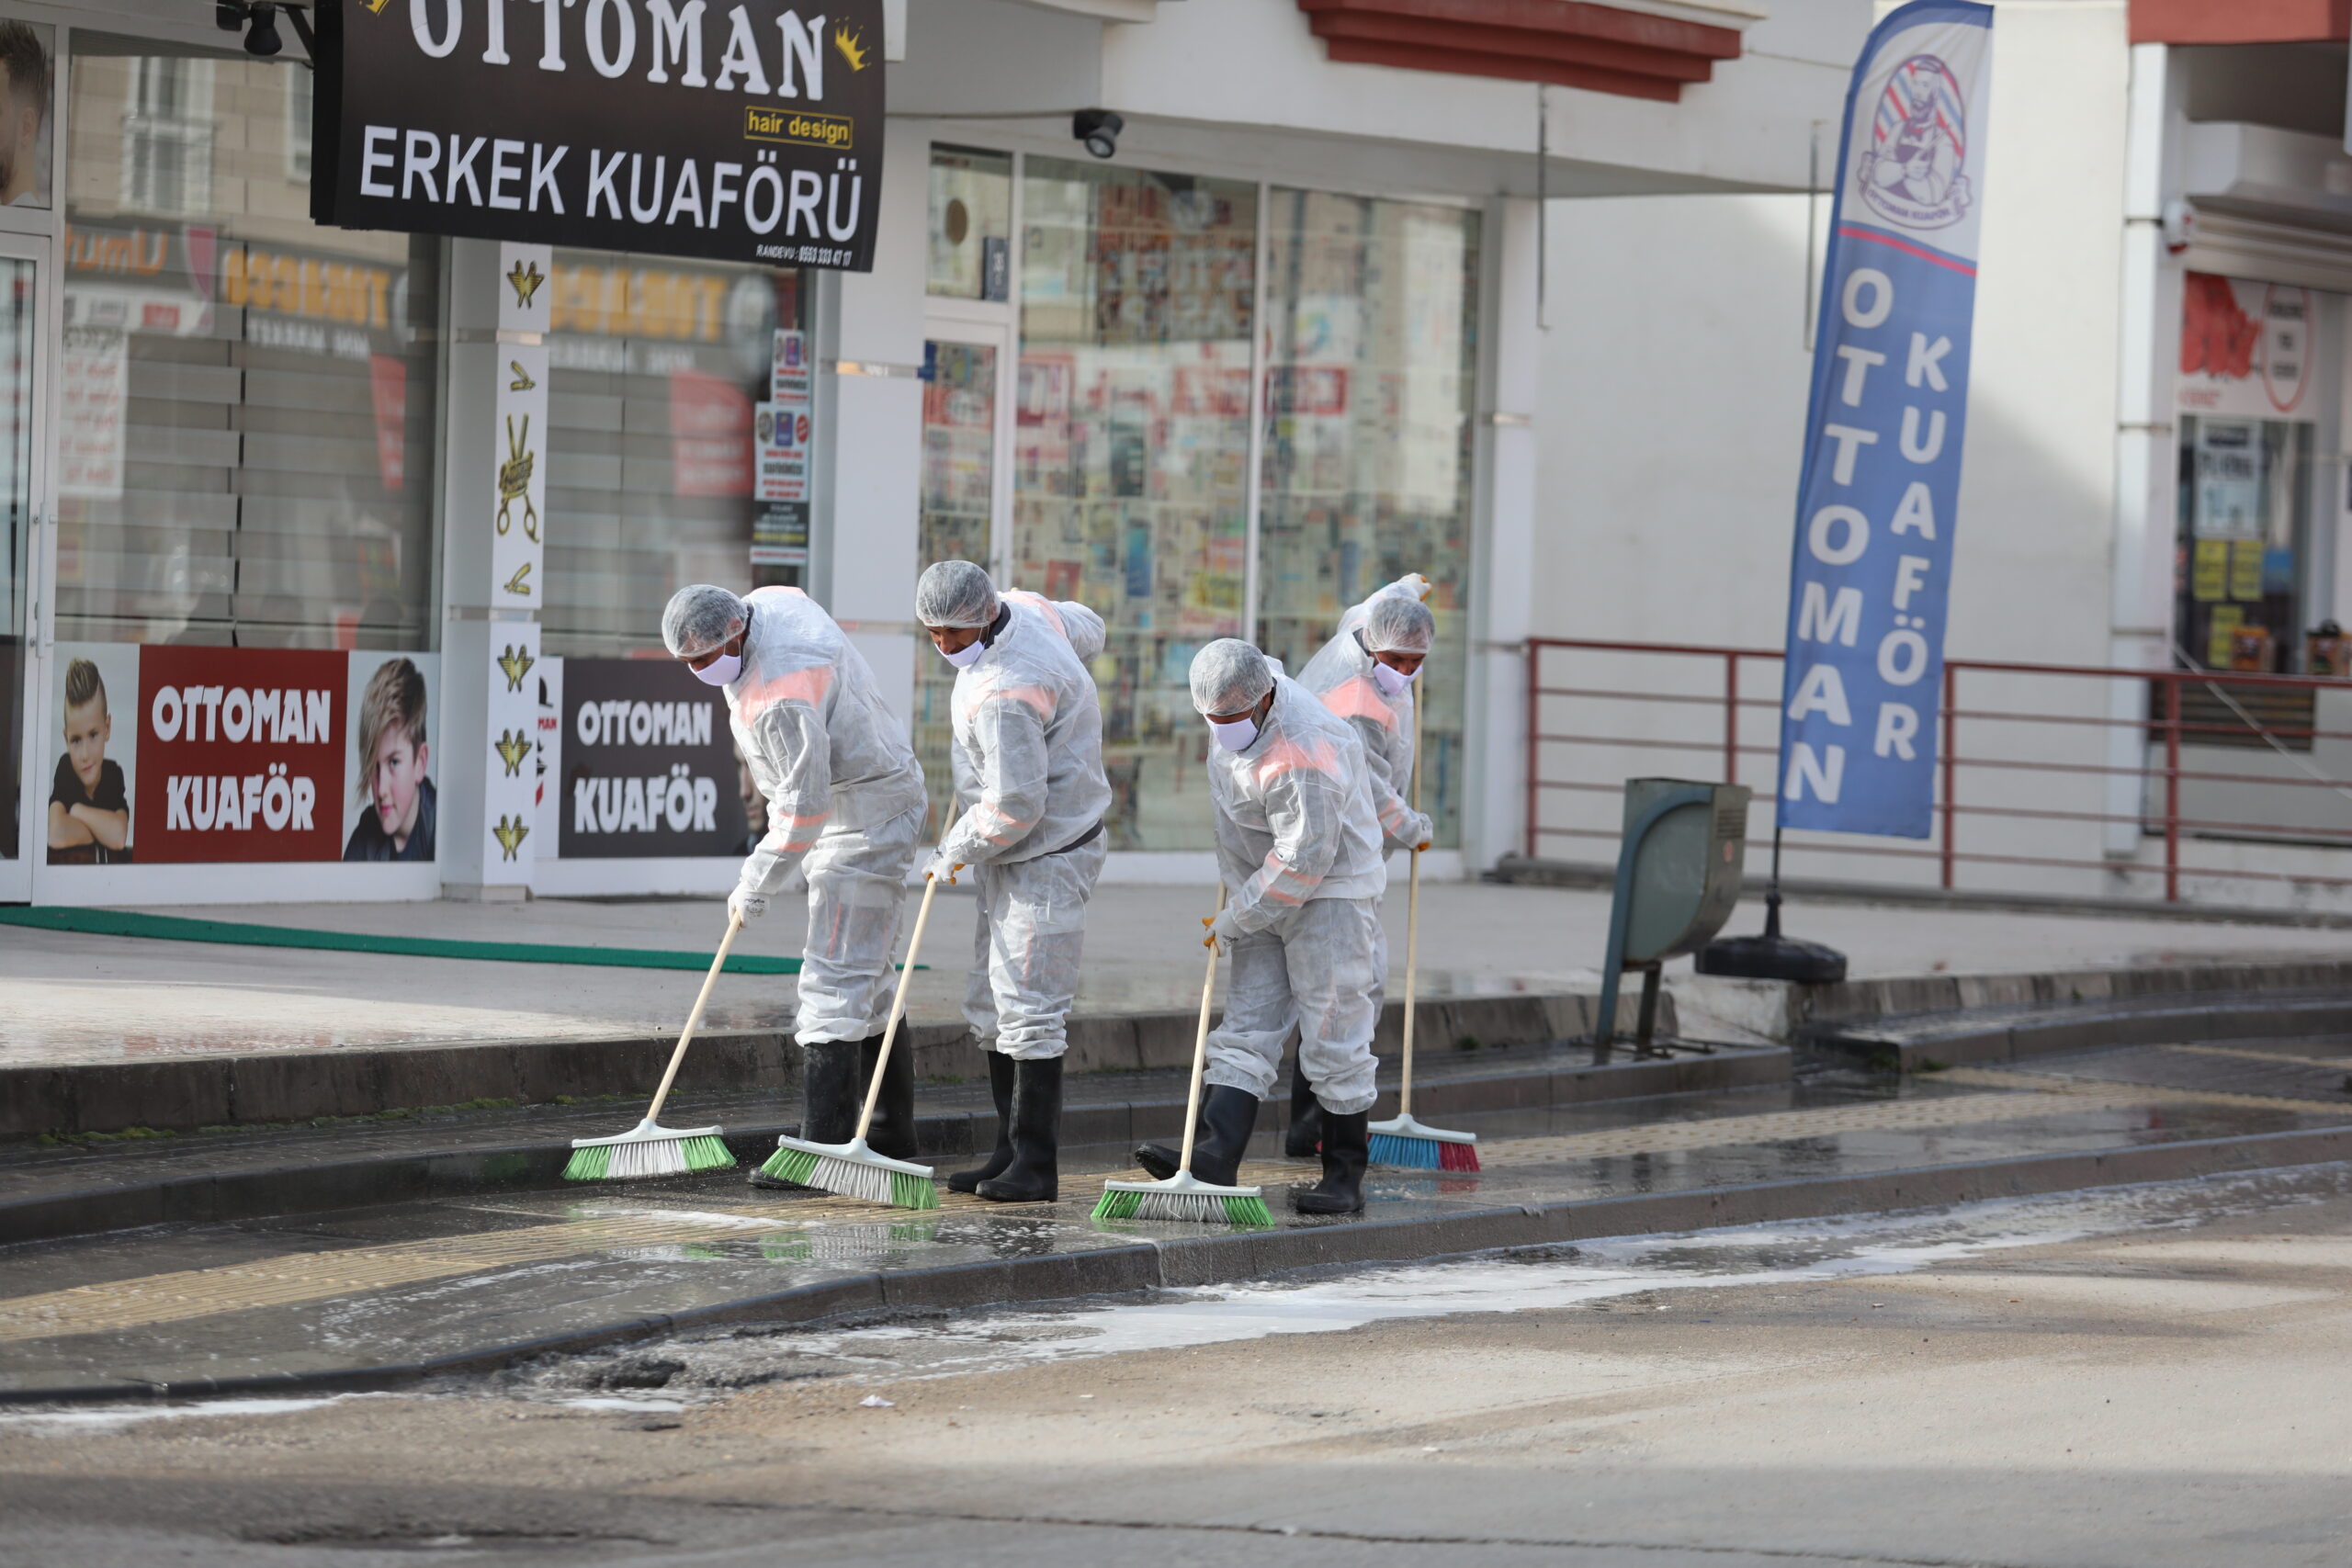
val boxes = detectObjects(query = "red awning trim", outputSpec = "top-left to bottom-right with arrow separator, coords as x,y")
1295,0 -> 1742,101
2128,0 -> 2349,44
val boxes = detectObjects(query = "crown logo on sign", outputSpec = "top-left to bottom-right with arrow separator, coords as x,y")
505,259 -> 545,310
494,729 -> 532,777
833,24 -> 869,71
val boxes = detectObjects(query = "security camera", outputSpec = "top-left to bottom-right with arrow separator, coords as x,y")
243,2 -> 284,55
1074,109 -> 1124,162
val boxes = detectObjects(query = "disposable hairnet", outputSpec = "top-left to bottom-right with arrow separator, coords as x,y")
1363,593 -> 1436,655
916,559 -> 1001,629
662,583 -> 748,660
1190,638 -> 1273,715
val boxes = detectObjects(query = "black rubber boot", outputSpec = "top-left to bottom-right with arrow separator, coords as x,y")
1283,1050 -> 1320,1158
976,1056 -> 1062,1202
749,1038 -> 860,1189
947,1051 -> 1017,1194
859,1030 -> 920,1160
1133,1085 -> 1260,1188
1290,1109 -> 1370,1215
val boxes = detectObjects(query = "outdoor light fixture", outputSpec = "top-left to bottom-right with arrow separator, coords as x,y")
1074,109 -> 1124,161
243,3 -> 283,56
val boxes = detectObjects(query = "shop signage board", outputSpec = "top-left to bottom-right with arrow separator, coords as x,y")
310,0 -> 886,272
43,646 -> 440,865
2178,274 -> 2312,420
553,659 -> 747,858
1777,1 -> 1993,840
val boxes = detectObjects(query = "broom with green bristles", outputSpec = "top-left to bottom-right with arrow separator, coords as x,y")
1369,689 -> 1479,1171
753,873 -> 940,1210
1093,891 -> 1273,1227
563,914 -> 743,1181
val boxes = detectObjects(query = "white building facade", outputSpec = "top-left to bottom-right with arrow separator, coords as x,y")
0,0 -> 1852,908
1527,0 -> 2352,914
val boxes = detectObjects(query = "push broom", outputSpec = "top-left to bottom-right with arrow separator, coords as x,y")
563,914 -> 743,1180
1093,891 -> 1273,1226
753,872 -> 941,1210
1369,694 -> 1480,1171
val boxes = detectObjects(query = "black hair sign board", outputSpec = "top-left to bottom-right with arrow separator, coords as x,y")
311,0 -> 885,271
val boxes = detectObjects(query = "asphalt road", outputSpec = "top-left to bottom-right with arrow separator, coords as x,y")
3,1177 -> 2349,1567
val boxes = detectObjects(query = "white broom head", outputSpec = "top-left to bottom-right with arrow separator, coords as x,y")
765,1134 -> 938,1207
566,1118 -> 729,1179
1367,1112 -> 1477,1145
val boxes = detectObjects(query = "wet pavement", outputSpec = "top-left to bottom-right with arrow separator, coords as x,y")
4,1037 -> 2347,1402
8,880 -> 2347,1066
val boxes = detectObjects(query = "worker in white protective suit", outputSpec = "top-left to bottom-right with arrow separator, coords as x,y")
661,584 -> 930,1185
1133,638 -> 1388,1214
1284,574 -> 1437,1156
915,560 -> 1113,1203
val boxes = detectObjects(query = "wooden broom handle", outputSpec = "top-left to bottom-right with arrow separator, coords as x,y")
644,913 -> 744,1123
1400,694 -> 1424,1116
855,872 -> 941,1143
1177,886 -> 1228,1174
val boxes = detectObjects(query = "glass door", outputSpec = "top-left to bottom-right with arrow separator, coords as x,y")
913,321 -> 1011,836
0,238 -> 41,902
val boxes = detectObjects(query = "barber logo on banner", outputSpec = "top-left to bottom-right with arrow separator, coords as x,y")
309,0 -> 885,271
1778,1 -> 1993,839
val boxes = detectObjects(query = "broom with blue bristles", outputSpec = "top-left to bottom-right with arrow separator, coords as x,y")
1093,890 -> 1273,1227
753,872 -> 940,1210
563,914 -> 742,1181
1369,687 -> 1479,1171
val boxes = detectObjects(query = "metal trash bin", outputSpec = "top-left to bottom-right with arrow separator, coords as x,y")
1594,778 -> 1751,1050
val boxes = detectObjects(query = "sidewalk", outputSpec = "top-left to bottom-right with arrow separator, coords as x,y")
3,1033 -> 2346,1402
6,880 -> 2345,1068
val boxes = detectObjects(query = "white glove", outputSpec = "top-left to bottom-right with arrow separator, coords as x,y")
926,851 -> 966,886
1203,907 -> 1245,949
1407,810 -> 1435,851
728,886 -> 769,923
1393,572 -> 1434,603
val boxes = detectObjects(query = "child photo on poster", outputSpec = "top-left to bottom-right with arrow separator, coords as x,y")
48,652 -> 134,864
344,655 -> 436,862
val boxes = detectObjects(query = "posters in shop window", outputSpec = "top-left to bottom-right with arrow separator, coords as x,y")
44,645 -> 438,866
310,0 -> 885,272
556,659 -> 748,858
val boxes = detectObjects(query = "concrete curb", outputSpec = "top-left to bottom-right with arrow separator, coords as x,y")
0,1046 -> 1789,1246
12,1122 -> 2347,1404
0,989 -> 1639,1139
1807,990 -> 2352,1072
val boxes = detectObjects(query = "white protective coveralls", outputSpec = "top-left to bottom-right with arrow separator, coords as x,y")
728,586 -> 929,1044
1297,577 -> 1434,853
1203,674 -> 1389,1114
939,591 -> 1114,1060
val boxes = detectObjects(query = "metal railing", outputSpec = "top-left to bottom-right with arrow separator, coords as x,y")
1525,637 -> 2352,903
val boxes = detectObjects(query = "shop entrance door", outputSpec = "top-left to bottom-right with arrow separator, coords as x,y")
911,318 -> 1013,833
0,237 -> 45,904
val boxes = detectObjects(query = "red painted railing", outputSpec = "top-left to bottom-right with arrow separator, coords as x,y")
1524,638 -> 2352,902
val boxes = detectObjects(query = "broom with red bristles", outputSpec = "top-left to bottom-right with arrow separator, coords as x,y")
1368,692 -> 1479,1172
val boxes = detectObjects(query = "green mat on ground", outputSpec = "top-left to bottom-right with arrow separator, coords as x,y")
0,906 -> 808,974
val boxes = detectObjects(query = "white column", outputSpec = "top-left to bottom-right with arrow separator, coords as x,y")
1464,197 -> 1542,872
2105,44 -> 2175,857
438,238 -> 550,899
814,118 -> 930,730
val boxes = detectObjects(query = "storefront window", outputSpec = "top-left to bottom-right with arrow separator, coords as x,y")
1256,192 -> 1479,843
929,146 -> 1012,302
543,256 -> 808,657
60,39 -> 440,651
1014,160 -> 1256,851
914,339 -> 1000,830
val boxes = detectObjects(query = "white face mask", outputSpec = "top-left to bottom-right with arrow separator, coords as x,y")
940,637 -> 988,670
1372,660 -> 1419,697
1208,714 -> 1261,752
690,652 -> 741,687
